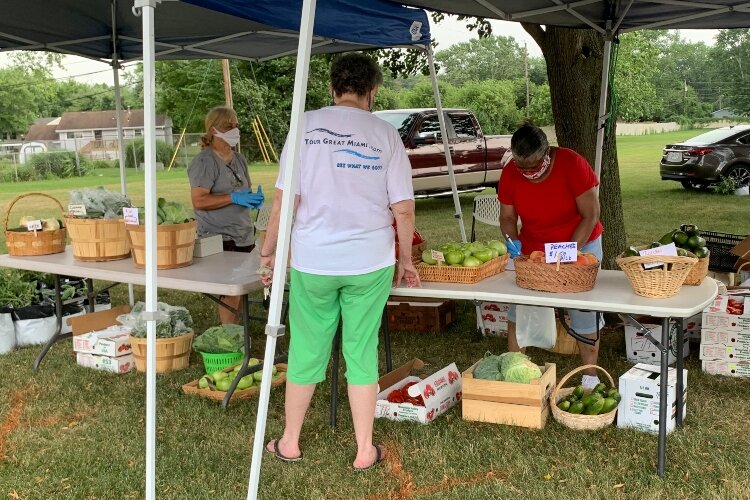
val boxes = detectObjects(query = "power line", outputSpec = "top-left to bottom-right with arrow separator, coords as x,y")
0,64 -> 138,91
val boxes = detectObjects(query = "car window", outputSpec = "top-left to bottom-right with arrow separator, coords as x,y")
373,112 -> 416,141
737,134 -> 750,145
418,115 -> 441,135
449,114 -> 478,139
683,128 -> 750,145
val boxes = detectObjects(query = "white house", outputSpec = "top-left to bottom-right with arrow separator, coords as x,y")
53,109 -> 173,159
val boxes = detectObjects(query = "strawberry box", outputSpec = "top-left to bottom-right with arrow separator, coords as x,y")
375,359 -> 461,424
72,326 -> 132,357
76,352 -> 134,374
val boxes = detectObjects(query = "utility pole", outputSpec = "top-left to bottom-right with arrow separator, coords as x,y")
222,59 -> 234,109
524,43 -> 530,116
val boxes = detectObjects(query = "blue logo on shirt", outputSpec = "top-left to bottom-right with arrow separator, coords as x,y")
334,149 -> 380,160
306,128 -> 353,137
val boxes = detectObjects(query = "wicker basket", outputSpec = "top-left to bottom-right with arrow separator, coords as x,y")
550,364 -> 617,431
616,247 -> 697,298
514,256 -> 599,293
65,216 -> 130,261
126,220 -> 197,270
4,193 -> 67,256
683,253 -> 709,286
130,331 -> 193,373
416,254 -> 509,284
182,363 -> 287,402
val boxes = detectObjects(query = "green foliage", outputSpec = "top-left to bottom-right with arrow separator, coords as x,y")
713,177 -> 740,195
124,138 -> 175,169
0,269 -> 38,308
0,66 -> 39,136
28,151 -> 90,179
0,162 -> 36,183
527,84 -> 553,126
91,159 -> 117,170
193,324 -> 245,354
446,80 -> 522,135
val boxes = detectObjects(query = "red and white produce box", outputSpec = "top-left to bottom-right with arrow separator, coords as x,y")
375,359 -> 461,424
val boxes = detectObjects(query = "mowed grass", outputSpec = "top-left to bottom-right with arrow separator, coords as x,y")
0,134 -> 749,499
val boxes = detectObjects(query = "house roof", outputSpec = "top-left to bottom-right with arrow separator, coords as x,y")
24,117 -> 60,141
56,110 -> 170,132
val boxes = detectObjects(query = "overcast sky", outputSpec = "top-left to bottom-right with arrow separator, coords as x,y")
2,18 -> 721,87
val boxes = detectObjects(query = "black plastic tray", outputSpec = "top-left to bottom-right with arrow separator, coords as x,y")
702,230 -> 748,273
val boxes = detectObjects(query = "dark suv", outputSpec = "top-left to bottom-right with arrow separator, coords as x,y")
660,125 -> 750,189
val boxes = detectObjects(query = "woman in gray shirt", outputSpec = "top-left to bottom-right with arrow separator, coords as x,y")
188,106 -> 264,323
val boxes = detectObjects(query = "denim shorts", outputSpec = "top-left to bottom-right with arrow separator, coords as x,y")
507,236 -> 604,335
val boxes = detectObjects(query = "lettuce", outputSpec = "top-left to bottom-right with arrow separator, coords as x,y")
193,324 -> 245,354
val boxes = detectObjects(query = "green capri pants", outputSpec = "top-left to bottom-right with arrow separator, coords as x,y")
286,266 -> 395,386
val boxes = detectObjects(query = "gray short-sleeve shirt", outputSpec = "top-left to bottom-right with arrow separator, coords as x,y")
187,148 -> 255,247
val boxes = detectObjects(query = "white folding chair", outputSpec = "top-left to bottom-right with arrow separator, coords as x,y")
470,194 -> 500,242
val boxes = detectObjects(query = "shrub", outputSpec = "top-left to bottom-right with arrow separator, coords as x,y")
712,177 -> 739,195
91,159 -> 117,169
124,139 -> 175,169
28,151 -> 90,178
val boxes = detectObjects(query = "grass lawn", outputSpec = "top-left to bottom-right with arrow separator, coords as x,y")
1,133 -> 750,499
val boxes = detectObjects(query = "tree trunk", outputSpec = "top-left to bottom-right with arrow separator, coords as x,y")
523,25 -> 626,269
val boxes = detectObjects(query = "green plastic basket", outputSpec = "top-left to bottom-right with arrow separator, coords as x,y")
200,351 -> 243,374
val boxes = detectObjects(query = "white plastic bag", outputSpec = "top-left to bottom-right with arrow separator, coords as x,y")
516,305 -> 556,349
0,311 -> 14,354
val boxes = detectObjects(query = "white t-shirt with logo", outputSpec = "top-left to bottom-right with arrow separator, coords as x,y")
276,106 -> 414,275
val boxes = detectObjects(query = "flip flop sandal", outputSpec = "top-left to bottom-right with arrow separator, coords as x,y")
353,443 -> 385,472
266,439 -> 303,463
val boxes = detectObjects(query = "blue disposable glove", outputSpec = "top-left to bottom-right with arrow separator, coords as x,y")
508,239 -> 523,258
231,185 -> 264,208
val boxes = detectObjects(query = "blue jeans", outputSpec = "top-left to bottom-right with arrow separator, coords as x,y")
508,236 -> 604,335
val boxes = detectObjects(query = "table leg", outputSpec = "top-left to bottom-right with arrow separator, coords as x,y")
86,278 -> 95,313
222,294 -> 253,409
657,316 -> 669,477
33,274 -> 65,372
675,317 -> 685,428
382,306 -> 392,372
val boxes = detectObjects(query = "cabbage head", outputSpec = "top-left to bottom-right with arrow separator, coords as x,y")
499,352 -> 530,373
473,351 -> 501,380
503,359 -> 542,384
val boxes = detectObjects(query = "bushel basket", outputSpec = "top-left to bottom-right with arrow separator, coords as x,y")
65,216 -> 130,261
415,254 -> 509,284
514,256 -> 599,293
126,220 -> 197,270
4,193 -> 67,256
616,246 -> 697,298
130,331 -> 193,373
550,365 -> 617,431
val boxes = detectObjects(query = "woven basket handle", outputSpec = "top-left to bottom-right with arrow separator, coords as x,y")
4,192 -> 65,231
550,364 -> 615,403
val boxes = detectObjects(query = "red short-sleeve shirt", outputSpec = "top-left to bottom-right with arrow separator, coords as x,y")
497,147 -> 603,254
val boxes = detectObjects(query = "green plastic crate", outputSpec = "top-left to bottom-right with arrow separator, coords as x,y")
200,351 -> 243,374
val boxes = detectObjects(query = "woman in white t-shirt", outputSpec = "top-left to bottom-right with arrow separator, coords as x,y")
260,53 -> 420,471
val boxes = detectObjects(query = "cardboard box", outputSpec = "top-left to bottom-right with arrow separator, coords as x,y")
66,305 -> 131,336
461,360 -> 555,429
76,352 -> 135,374
624,317 -> 689,365
701,290 -> 750,333
685,312 -> 702,342
702,359 -> 750,377
193,235 -> 223,258
387,297 -> 455,333
73,326 -> 132,357
699,341 -> 750,362
476,302 -> 510,337
617,363 -> 687,434
375,359 -> 461,424
730,235 -> 750,271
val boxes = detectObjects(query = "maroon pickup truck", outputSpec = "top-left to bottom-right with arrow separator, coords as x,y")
374,108 -> 511,197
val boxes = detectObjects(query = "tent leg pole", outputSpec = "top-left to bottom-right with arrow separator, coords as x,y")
246,1 -> 317,498
427,44 -> 466,243
594,38 -> 612,182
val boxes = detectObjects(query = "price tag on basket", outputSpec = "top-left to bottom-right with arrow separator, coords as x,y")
25,219 -> 43,231
545,242 -> 577,264
639,243 -> 678,269
68,204 -> 87,216
123,207 -> 140,225
431,249 -> 445,263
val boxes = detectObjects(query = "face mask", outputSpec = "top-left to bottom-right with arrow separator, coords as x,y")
519,153 -> 551,180
213,127 -> 240,147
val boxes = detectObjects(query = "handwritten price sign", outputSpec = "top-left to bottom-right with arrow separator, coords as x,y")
544,242 -> 577,264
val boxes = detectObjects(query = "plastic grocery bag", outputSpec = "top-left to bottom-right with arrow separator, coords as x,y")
0,308 -> 15,355
14,304 -> 57,347
516,305 -> 556,349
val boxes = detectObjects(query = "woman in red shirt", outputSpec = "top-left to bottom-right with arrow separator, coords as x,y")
499,123 -> 604,388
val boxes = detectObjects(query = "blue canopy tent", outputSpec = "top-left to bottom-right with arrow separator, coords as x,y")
3,1 -> 430,498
